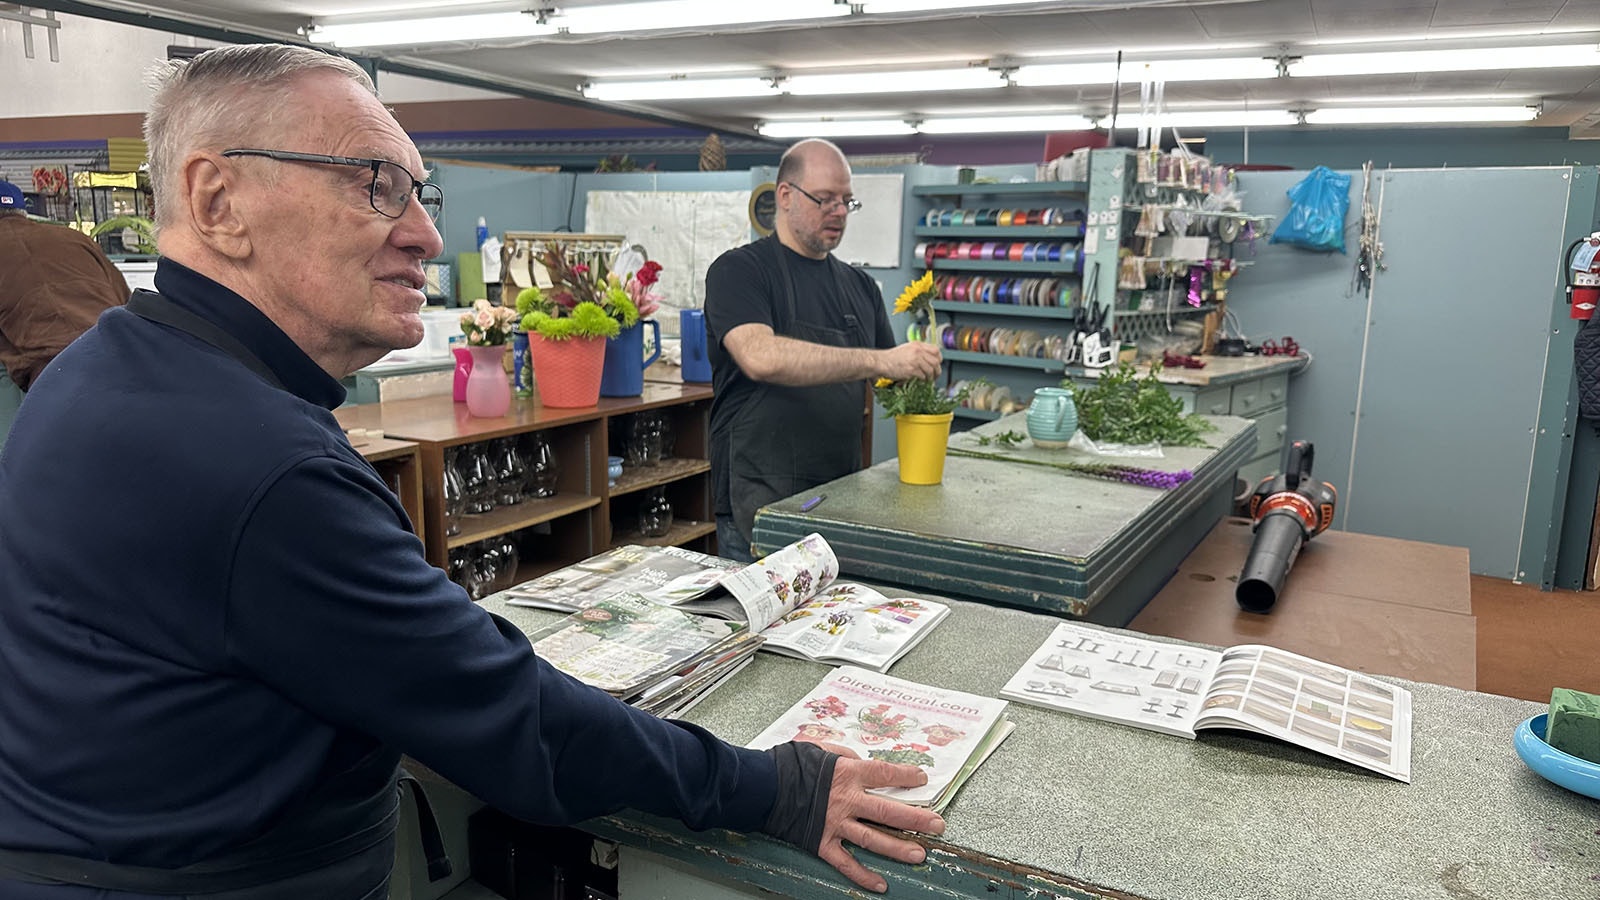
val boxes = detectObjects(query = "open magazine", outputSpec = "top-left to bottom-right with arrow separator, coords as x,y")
1000,622 -> 1413,782
714,534 -> 950,672
509,535 -> 949,673
747,666 -> 1013,813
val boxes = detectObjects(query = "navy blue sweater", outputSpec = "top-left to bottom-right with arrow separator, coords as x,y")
0,259 -> 775,895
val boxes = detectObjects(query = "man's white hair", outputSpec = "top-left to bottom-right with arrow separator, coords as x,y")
144,44 -> 376,228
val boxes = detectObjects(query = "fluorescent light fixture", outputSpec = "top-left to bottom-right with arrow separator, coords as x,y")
859,0 -> 1057,11
1110,110 -> 1299,129
918,114 -> 1095,134
1305,27 -> 1600,47
1304,105 -> 1541,125
785,68 -> 1004,96
1013,56 -> 1278,86
307,12 -> 557,48
1294,44 -> 1600,77
758,119 -> 916,138
559,0 -> 848,34
582,77 -> 778,102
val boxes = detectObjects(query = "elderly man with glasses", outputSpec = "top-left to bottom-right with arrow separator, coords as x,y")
705,139 -> 942,562
0,46 -> 941,899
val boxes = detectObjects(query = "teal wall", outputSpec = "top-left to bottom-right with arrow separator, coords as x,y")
1204,126 -> 1597,171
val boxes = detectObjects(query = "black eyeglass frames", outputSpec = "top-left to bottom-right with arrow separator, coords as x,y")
784,182 -> 863,214
221,149 -> 444,222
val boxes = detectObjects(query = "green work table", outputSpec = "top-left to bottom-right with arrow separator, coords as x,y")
405,594 -> 1596,900
752,412 -> 1257,626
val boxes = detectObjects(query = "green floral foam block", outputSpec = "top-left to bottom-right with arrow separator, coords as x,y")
1547,687 -> 1600,764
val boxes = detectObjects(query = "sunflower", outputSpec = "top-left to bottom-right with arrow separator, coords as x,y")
894,271 -> 936,316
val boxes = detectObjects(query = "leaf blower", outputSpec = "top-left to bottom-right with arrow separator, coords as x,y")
1237,440 -> 1337,613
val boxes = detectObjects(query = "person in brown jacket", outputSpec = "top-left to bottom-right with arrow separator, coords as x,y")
0,178 -> 130,450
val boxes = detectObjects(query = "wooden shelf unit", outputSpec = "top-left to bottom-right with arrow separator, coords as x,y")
334,382 -> 717,577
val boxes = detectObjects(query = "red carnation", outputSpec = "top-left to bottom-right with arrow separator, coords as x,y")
636,261 -> 663,287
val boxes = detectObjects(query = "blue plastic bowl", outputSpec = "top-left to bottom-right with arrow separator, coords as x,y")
1513,714 -> 1600,800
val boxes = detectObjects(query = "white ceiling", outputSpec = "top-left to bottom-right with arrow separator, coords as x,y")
35,0 -> 1600,136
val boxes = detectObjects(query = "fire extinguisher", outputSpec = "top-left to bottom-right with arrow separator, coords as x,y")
1565,231 -> 1600,320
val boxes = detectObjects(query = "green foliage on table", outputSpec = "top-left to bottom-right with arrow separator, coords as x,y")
1064,362 -> 1215,447
875,377 -> 979,417
976,430 -> 1027,448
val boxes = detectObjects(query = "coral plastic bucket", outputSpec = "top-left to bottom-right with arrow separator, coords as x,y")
530,334 -> 606,408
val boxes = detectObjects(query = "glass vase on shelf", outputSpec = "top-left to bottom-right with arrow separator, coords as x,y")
470,539 -> 499,601
460,441 -> 497,514
638,487 -> 674,538
657,413 -> 675,460
492,533 -> 520,592
492,437 -> 526,507
442,448 -> 466,537
625,412 -> 662,468
448,546 -> 473,596
521,431 -> 559,499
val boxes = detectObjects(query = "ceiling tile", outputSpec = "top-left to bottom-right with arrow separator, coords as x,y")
1194,0 -> 1318,38
1075,7 -> 1213,45
1310,7 -> 1439,35
1551,0 -> 1600,27
1428,0 -> 1568,27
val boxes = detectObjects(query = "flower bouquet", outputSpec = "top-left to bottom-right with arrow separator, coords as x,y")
457,298 -> 521,417
459,298 -> 519,346
513,242 -> 643,407
515,242 -> 640,341
874,272 -> 968,484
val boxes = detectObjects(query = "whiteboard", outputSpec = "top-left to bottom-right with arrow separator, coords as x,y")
585,190 -> 750,334
833,172 -> 904,269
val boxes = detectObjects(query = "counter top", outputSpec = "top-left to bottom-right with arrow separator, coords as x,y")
1065,352 -> 1306,387
333,381 -> 712,444
477,593 -> 1593,900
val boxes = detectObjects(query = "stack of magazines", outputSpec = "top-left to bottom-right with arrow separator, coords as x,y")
508,534 -> 950,674
524,593 -> 762,718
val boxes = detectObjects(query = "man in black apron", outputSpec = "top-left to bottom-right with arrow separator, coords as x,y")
706,140 -> 942,561
0,46 -> 943,898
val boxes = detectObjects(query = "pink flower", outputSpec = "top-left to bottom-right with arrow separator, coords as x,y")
474,310 -> 496,329
572,264 -> 590,276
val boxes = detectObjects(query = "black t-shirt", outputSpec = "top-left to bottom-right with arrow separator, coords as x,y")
703,237 -> 896,518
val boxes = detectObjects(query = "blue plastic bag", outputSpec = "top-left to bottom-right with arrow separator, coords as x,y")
1270,165 -> 1351,254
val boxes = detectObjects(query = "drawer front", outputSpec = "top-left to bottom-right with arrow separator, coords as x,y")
1247,404 -> 1289,457
1231,372 -> 1289,416
1191,385 -> 1232,416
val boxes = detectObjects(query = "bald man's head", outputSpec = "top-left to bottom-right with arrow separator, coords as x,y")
776,138 -> 849,188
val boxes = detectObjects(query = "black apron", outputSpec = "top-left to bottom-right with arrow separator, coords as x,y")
0,290 -> 451,897
727,239 -> 875,538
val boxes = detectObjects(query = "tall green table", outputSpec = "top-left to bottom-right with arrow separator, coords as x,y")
752,413 -> 1257,626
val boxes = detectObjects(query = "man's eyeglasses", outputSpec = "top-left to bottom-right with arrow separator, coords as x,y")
221,149 -> 444,222
785,182 -> 862,215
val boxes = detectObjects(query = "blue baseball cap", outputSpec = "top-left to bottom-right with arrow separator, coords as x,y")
0,180 -> 23,209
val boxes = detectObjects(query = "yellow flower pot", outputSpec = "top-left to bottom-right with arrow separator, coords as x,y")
895,412 -> 954,485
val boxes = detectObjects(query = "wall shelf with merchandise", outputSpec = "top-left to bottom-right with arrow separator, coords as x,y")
908,180 -> 1093,424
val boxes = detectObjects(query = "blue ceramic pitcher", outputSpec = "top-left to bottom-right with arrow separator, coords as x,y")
600,320 -> 662,397
679,309 -> 713,383
1026,387 -> 1078,449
